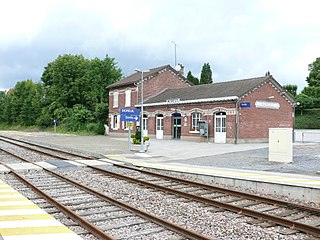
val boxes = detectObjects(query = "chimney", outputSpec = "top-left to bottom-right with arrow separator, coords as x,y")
175,63 -> 184,76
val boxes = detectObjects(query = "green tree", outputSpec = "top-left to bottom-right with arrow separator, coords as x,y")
41,54 -> 122,129
2,80 -> 43,126
306,57 -> 320,87
0,91 -> 5,123
282,84 -> 297,97
295,94 -> 314,115
200,63 -> 213,84
186,71 -> 199,85
301,86 -> 320,108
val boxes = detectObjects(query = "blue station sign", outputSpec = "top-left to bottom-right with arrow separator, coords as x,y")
120,108 -> 141,122
240,102 -> 251,108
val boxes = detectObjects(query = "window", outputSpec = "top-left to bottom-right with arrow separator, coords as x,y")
143,114 -> 148,130
192,112 -> 201,131
112,114 -> 119,130
113,92 -> 118,108
125,89 -> 131,107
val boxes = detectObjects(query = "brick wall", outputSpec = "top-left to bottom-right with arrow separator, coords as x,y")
238,81 -> 293,140
108,75 -> 294,142
141,68 -> 191,102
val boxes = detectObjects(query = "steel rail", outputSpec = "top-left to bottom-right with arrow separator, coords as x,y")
0,147 -> 31,162
113,163 -> 320,214
0,137 -> 69,160
0,135 -> 94,159
12,171 -> 114,240
1,149 -> 211,239
44,168 -> 211,240
90,165 -> 320,237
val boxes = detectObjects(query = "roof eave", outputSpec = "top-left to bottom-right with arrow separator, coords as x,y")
136,96 -> 239,107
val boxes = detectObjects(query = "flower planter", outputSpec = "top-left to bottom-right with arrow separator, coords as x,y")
130,141 -> 150,152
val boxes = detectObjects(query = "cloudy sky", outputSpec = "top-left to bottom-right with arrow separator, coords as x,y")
1,0 -> 320,92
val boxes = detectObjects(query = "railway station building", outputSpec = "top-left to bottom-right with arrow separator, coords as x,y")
107,65 -> 296,143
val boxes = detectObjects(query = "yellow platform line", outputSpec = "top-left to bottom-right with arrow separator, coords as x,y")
105,155 -> 320,187
0,198 -> 29,202
0,226 -> 73,236
0,205 -> 39,210
0,214 -> 53,221
0,192 -> 22,196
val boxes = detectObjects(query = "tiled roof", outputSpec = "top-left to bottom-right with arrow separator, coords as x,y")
143,76 -> 293,105
107,65 -> 188,89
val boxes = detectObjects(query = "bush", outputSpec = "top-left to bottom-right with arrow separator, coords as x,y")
295,108 -> 320,129
86,122 -> 105,135
135,130 -> 141,141
131,130 -> 150,144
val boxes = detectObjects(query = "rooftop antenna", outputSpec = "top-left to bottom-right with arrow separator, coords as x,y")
171,41 -> 177,66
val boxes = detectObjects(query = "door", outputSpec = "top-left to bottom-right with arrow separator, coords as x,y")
172,113 -> 181,139
142,114 -> 148,137
215,112 -> 226,143
156,114 -> 164,139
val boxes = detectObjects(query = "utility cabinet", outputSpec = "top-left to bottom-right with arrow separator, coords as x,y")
269,128 -> 293,163
198,120 -> 208,137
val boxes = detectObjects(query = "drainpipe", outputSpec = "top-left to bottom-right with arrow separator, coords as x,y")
235,98 -> 240,144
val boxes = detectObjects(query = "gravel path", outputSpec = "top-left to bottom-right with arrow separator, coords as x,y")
168,144 -> 320,176
0,130 -> 319,176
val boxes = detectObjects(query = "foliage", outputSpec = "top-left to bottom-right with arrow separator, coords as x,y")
301,86 -> 320,108
306,57 -> 320,87
295,94 -> 314,115
0,80 -> 43,126
186,71 -> 199,85
295,109 -> 320,129
282,84 -> 297,97
200,63 -> 213,84
131,130 -> 149,144
0,54 -> 122,134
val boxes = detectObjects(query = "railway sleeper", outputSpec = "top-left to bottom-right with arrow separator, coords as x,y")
98,219 -> 148,231
113,227 -> 165,240
77,207 -> 122,216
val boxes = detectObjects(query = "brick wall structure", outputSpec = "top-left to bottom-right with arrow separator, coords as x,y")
107,66 -> 295,143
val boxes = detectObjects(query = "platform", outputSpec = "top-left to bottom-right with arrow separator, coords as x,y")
104,154 -> 320,203
0,180 -> 82,240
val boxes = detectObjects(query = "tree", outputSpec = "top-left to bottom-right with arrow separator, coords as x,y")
306,57 -> 320,87
301,86 -> 320,108
186,71 -> 199,85
282,84 -> 297,97
200,63 -> 213,84
295,94 -> 314,115
41,54 -> 122,129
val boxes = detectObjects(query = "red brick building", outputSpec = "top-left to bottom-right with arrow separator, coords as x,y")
107,65 -> 296,143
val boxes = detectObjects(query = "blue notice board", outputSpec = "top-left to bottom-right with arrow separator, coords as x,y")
120,108 -> 141,122
240,102 -> 251,108
120,108 -> 140,115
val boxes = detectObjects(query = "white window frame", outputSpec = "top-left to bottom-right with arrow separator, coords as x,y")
143,115 -> 148,130
113,92 -> 118,108
112,114 -> 120,130
125,89 -> 131,107
191,112 -> 202,131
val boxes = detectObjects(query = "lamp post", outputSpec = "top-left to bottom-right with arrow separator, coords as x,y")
135,68 -> 150,152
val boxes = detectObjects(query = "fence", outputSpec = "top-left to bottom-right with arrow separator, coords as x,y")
294,130 -> 320,143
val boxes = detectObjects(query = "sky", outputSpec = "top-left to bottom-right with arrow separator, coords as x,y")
1,0 -> 320,93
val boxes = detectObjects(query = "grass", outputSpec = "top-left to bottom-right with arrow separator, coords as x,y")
0,124 -> 98,136
295,108 -> 320,129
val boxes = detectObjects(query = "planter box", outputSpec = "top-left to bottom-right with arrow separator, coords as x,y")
130,141 -> 150,152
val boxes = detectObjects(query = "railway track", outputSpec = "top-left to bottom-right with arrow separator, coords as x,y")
3,168 -> 209,239
59,164 -> 320,238
0,135 -> 319,238
0,135 -> 94,160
